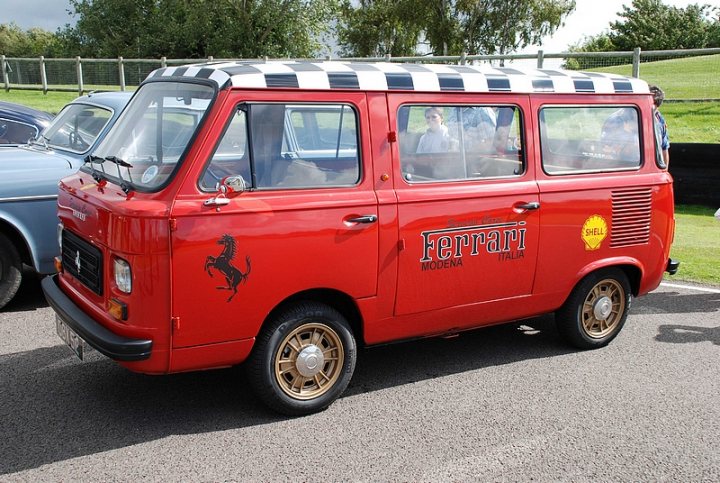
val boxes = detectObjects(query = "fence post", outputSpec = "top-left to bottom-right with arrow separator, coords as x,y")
76,56 -> 84,95
1,55 -> 9,92
208,56 -> 214,62
161,56 -> 167,68
118,56 -> 126,91
459,52 -> 467,65
40,56 -> 48,94
537,50 -> 544,69
632,47 -> 641,78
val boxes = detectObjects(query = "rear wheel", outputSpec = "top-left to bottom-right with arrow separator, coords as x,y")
247,301 -> 356,416
556,268 -> 631,349
0,233 -> 23,310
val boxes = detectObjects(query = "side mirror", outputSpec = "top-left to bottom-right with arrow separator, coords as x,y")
220,175 -> 248,195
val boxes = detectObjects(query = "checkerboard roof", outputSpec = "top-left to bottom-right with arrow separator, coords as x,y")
146,61 -> 650,94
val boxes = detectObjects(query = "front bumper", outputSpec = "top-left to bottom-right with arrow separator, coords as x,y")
42,275 -> 152,361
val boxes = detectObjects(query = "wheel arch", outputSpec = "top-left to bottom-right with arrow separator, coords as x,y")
0,216 -> 33,267
574,258 -> 643,298
263,288 -> 364,346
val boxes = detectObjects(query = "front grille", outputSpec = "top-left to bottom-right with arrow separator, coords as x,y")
611,188 -> 652,248
62,230 -> 103,295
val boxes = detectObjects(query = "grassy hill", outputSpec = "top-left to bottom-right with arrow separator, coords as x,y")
592,53 -> 720,100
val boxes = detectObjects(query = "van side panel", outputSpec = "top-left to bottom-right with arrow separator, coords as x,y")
531,95 -> 674,304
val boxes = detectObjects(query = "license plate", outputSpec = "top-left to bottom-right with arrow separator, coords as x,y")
56,315 -> 85,360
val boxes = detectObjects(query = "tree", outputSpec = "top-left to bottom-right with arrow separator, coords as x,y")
338,0 -> 575,57
337,0 -> 424,57
571,0 -> 719,52
454,0 -> 576,56
610,0 -> 713,50
0,23 -> 62,57
60,0 -> 341,58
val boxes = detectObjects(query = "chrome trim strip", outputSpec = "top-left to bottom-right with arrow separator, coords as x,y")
0,194 -> 58,202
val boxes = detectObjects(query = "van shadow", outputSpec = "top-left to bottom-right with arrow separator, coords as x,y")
634,289 -> 720,314
0,315 -> 567,475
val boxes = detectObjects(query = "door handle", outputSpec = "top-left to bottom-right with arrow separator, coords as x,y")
514,201 -> 540,211
204,195 -> 230,207
346,215 -> 378,224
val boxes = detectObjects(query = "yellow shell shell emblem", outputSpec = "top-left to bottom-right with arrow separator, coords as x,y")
582,215 -> 608,251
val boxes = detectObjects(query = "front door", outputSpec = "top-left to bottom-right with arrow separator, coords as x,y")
170,92 -> 378,348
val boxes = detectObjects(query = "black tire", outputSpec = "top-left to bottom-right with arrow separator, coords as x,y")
0,232 -> 23,310
247,301 -> 356,416
555,268 -> 632,349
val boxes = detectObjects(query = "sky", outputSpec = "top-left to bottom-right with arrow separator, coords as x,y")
4,0 -> 720,54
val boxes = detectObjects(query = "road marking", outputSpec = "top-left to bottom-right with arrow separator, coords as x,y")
660,282 -> 720,294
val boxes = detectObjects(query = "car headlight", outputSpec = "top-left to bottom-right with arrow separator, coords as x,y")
113,258 -> 132,293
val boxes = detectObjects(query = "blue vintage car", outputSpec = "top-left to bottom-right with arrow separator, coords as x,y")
0,91 -> 132,309
0,100 -> 54,146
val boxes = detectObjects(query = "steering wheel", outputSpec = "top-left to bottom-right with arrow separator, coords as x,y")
69,131 -> 89,150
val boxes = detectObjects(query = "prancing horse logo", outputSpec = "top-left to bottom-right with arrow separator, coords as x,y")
204,234 -> 251,302
75,251 -> 81,273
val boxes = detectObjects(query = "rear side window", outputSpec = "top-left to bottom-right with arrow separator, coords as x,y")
0,119 -> 39,145
397,105 -> 523,183
200,103 -> 360,191
540,106 -> 641,175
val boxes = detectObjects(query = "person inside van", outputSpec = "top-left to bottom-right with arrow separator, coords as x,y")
600,108 -> 640,163
416,107 -> 451,153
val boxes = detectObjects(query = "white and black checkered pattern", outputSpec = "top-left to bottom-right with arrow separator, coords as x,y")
147,61 -> 649,94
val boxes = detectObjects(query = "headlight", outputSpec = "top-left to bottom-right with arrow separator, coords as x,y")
113,258 -> 132,293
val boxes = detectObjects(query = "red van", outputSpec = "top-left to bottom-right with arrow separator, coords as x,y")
43,61 -> 678,415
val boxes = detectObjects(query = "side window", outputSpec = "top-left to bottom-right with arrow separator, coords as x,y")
398,105 -> 523,183
540,106 -> 641,175
0,119 -> 39,145
200,109 -> 249,191
653,109 -> 668,169
200,103 -> 360,191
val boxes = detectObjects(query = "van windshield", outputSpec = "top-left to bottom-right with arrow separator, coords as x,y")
84,82 -> 214,191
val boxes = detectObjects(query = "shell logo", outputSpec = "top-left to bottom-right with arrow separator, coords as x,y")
582,215 -> 608,251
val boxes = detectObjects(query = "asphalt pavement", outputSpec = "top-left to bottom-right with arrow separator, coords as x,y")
1,273 -> 718,481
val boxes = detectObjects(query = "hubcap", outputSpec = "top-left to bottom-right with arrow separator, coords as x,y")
296,345 -> 325,377
581,278 -> 626,339
274,322 -> 344,400
593,296 -> 613,320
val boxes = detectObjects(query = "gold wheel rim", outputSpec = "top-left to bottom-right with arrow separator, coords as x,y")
274,322 -> 344,400
581,278 -> 626,339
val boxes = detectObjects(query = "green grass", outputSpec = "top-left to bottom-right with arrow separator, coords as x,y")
668,205 -> 720,286
0,86 -> 132,114
660,102 -> 720,144
0,90 -> 79,114
592,54 -> 720,100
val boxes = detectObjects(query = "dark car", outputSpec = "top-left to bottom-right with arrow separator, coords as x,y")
0,100 -> 54,146
0,91 -> 132,309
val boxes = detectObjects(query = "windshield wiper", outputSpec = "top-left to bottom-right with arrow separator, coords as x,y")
104,155 -> 133,168
84,154 -> 108,183
82,155 -> 135,194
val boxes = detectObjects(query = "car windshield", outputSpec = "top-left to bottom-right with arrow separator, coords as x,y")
41,103 -> 112,153
86,81 -> 214,191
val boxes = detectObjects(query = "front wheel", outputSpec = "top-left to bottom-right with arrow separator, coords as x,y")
555,268 -> 632,349
0,233 -> 23,310
247,302 -> 356,416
